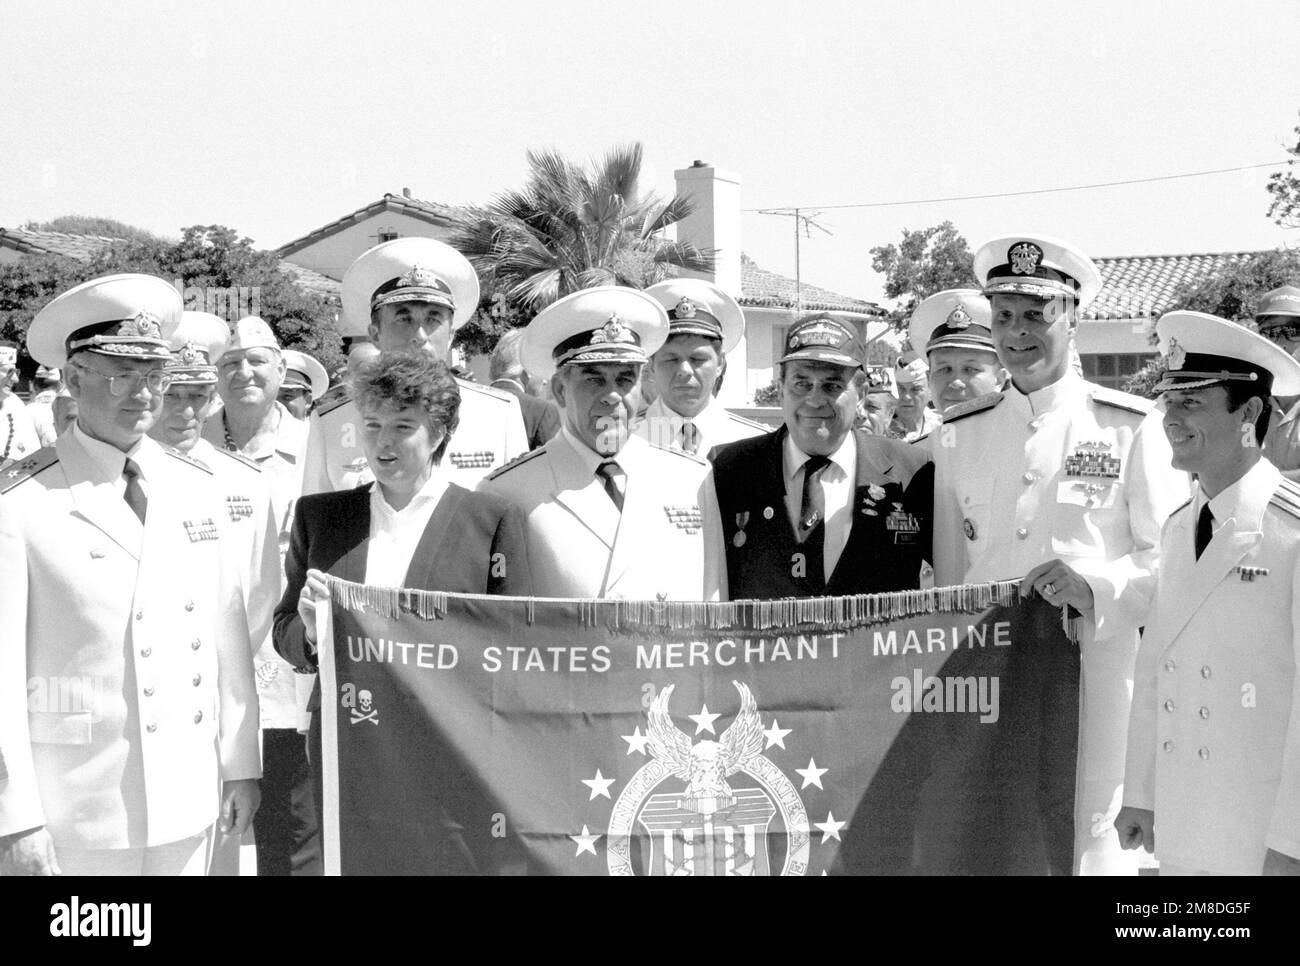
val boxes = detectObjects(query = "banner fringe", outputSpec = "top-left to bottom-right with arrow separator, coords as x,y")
322,576 -> 1035,633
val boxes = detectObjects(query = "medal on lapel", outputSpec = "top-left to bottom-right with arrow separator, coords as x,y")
733,511 -> 750,548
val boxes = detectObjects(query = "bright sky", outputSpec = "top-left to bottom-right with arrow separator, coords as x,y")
1,0 -> 1297,305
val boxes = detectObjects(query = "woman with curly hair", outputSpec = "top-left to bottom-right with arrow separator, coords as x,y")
273,350 -> 532,872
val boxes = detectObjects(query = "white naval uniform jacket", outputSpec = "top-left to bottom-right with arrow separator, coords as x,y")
926,368 -> 1190,873
634,396 -> 769,456
0,432 -> 261,850
300,379 -> 528,495
1123,459 -> 1300,874
478,428 -> 727,601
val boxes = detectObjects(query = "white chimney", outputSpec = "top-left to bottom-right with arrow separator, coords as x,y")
672,161 -> 742,297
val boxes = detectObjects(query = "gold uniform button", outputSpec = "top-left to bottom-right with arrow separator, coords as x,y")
1163,740 -> 1174,753
1022,472 -> 1036,485
143,686 -> 154,697
146,723 -> 157,733
140,647 -> 151,658
1016,527 -> 1029,539
1163,699 -> 1175,712
135,610 -> 144,621
192,674 -> 202,687
1201,665 -> 1212,679
184,600 -> 195,612
1198,747 -> 1210,760
1199,706 -> 1210,720
194,711 -> 203,724
191,639 -> 202,651
1164,660 -> 1176,673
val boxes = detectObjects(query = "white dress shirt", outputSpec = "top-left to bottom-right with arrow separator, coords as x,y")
71,422 -> 154,506
364,464 -> 451,588
782,431 -> 856,580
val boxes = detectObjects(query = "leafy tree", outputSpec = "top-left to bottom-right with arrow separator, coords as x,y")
447,143 -> 715,322
869,221 -> 976,333
1266,114 -> 1300,228
0,224 -> 343,372
23,215 -> 170,244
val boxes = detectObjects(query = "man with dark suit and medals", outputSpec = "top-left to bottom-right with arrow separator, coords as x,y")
710,314 -> 933,600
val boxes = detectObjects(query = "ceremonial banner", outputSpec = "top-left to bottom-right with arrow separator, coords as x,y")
317,580 -> 1080,876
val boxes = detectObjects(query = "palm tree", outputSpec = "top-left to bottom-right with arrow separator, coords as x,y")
449,143 -> 715,314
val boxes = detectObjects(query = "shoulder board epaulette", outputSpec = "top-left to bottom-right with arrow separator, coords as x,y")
484,447 -> 545,481
1270,479 -> 1300,521
1168,496 -> 1192,519
725,412 -> 772,432
314,393 -> 353,417
647,441 -> 710,466
941,392 -> 1003,424
1090,384 -> 1153,416
1,447 -> 59,494
456,378 -> 513,403
212,447 -> 263,472
166,447 -> 214,474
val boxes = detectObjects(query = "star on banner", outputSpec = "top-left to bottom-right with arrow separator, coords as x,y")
688,704 -> 721,735
582,769 -> 615,800
763,718 -> 792,750
571,825 -> 601,857
814,812 -> 845,844
795,758 -> 828,790
622,726 -> 651,756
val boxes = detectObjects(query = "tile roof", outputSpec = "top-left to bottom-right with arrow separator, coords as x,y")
278,260 -> 341,299
740,253 -> 884,316
1086,250 -> 1271,321
0,227 -> 124,261
275,193 -> 469,257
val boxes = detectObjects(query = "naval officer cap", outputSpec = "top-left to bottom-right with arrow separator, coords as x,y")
164,311 -> 230,385
974,234 -> 1102,309
521,286 -> 669,380
779,313 -> 862,368
224,316 -> 282,357
27,273 -> 182,367
0,344 -> 16,368
341,237 -> 481,338
281,348 -> 329,399
908,289 -> 997,357
1154,310 -> 1300,397
644,278 -> 745,353
1255,285 -> 1300,329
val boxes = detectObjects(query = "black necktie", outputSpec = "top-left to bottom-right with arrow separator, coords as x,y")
123,458 -> 147,524
680,421 -> 700,455
596,460 -> 625,513
1194,503 -> 1214,560
797,455 -> 831,544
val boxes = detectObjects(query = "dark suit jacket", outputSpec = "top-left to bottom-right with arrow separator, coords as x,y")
274,481 -> 532,679
710,426 -> 934,599
272,481 -> 533,874
491,379 -> 561,451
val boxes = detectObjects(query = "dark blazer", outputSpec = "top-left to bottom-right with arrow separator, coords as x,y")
491,379 -> 561,451
274,481 -> 532,679
710,426 -> 934,599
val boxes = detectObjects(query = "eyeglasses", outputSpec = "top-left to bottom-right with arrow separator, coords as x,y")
74,362 -> 173,397
1260,322 -> 1300,342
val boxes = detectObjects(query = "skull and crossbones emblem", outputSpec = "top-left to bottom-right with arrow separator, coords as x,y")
350,689 -> 379,725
